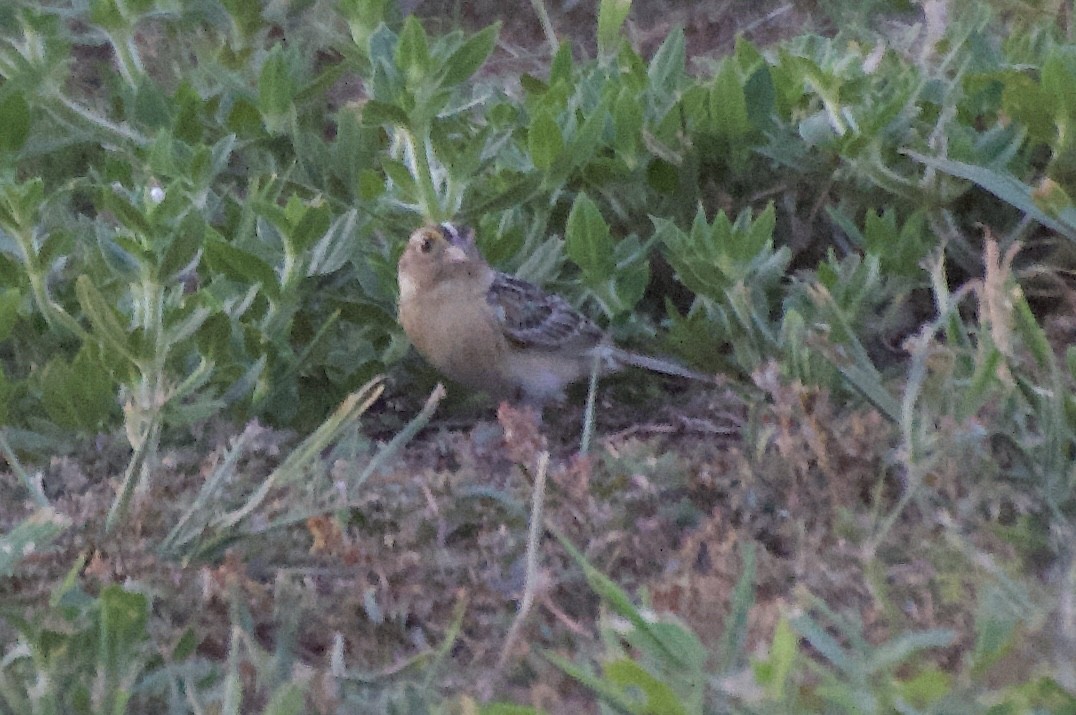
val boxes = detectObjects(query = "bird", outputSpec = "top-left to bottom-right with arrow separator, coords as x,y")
397,222 -> 712,405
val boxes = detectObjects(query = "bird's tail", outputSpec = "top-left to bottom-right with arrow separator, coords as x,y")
597,346 -> 717,383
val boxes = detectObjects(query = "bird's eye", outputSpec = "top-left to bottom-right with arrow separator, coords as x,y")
419,236 -> 434,253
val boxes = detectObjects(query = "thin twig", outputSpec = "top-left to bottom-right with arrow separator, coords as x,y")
528,0 -> 559,56
494,450 -> 549,677
580,352 -> 600,454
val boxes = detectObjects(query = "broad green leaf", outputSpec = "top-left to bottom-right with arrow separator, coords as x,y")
894,668 -> 952,708
307,209 -> 359,276
76,276 -> 138,363
753,615 -> 797,700
614,86 -> 643,165
395,15 -> 430,86
204,236 -> 280,299
98,185 -> 152,236
528,109 -> 563,172
99,585 -> 148,681
550,41 -> 573,85
711,58 -> 749,139
289,199 -> 333,254
743,64 -> 777,131
41,348 -> 115,430
89,0 -> 125,31
132,76 -> 171,129
648,27 -> 685,90
360,99 -> 410,128
596,0 -> 631,58
258,45 -> 296,131
1042,49 -> 1076,126
604,658 -> 687,715
226,98 -> 263,136
441,24 -> 498,87
159,212 -> 205,279
0,93 -> 30,153
340,0 -> 389,50
0,287 -> 20,342
568,98 -> 609,170
1001,72 -> 1054,144
565,193 -> 614,280
381,158 -> 417,195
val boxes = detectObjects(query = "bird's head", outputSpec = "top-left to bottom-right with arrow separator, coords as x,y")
398,224 -> 476,299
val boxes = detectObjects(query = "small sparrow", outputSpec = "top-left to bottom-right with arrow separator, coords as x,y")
397,223 -> 709,404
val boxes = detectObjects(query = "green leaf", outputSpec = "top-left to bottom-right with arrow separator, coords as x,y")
1041,50 -> 1076,126
546,653 -> 641,711
159,213 -> 205,279
550,41 -> 573,85
568,98 -> 609,171
76,276 -> 138,364
718,541 -> 755,671
0,508 -> 70,577
360,99 -> 411,128
0,287 -> 20,342
340,0 -> 389,50
395,15 -> 430,85
204,236 -> 280,299
289,199 -> 333,254
614,86 -> 643,165
132,76 -> 172,129
528,109 -> 564,172
0,92 -> 30,153
41,348 -> 115,430
605,658 -> 687,714
89,0 -> 125,31
263,684 -> 305,715
895,668 -> 952,708
711,58 -> 749,140
99,585 -> 149,677
565,193 -> 614,280
1012,290 -> 1053,369
907,151 -> 1076,241
647,27 -> 685,90
864,628 -> 955,673
308,209 -> 359,277
258,45 -> 296,131
753,615 -> 797,700
172,628 -> 198,660
441,24 -> 499,87
98,185 -> 152,236
971,585 -> 1021,673
596,0 -> 632,58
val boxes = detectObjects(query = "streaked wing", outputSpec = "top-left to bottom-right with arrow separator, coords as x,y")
487,272 -> 603,351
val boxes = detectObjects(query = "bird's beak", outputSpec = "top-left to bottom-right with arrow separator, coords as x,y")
443,243 -> 470,263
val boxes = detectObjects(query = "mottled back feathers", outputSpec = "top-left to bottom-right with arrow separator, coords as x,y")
487,273 -> 604,352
